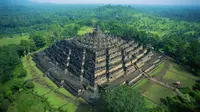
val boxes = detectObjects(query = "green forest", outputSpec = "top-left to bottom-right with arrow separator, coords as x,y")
0,3 -> 200,112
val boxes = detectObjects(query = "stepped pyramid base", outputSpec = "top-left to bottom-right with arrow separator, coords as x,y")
33,27 -> 163,102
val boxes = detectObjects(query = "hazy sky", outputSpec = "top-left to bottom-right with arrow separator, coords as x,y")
31,0 -> 200,5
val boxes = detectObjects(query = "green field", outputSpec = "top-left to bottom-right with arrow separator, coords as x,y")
0,35 -> 29,46
134,59 -> 200,108
163,61 -> 200,88
77,26 -> 93,36
144,98 -> 157,109
143,83 -> 176,103
134,79 -> 176,106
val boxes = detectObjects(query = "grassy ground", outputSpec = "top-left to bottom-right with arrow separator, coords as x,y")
143,83 -> 176,103
149,61 -> 165,77
134,79 -> 176,107
144,98 -> 157,109
33,80 -> 77,112
134,79 -> 159,108
7,91 -> 49,112
134,78 -> 149,90
22,56 -> 42,80
21,55 -> 79,112
77,26 -> 93,36
163,61 -> 200,88
134,59 -> 200,108
0,62 -> 51,112
44,92 -> 76,112
0,35 -> 29,46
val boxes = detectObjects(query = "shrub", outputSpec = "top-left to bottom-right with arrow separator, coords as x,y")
18,69 -> 27,78
0,99 -> 10,112
24,82 -> 34,89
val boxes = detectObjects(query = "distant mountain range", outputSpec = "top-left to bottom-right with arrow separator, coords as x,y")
0,0 -> 32,6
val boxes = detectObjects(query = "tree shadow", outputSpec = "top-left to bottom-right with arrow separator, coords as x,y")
196,80 -> 200,83
76,103 -> 95,112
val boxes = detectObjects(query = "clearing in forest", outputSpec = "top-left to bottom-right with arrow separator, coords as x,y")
77,26 -> 93,36
0,35 -> 29,46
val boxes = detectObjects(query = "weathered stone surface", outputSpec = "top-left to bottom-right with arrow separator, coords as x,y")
33,27 -> 162,102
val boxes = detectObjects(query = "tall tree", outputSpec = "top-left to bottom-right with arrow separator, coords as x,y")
95,85 -> 146,112
31,33 -> 46,48
19,40 -> 36,56
0,45 -> 20,82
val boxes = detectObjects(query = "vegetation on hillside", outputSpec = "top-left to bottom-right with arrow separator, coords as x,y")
0,4 -> 200,112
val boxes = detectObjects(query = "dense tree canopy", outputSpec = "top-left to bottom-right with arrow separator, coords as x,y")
18,40 -> 36,56
95,85 -> 146,112
0,45 -> 20,82
30,33 -> 46,48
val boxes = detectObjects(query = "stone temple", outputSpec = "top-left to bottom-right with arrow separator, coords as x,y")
33,27 -> 162,101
